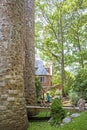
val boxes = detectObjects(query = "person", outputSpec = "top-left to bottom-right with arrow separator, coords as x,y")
46,93 -> 51,107
40,88 -> 46,106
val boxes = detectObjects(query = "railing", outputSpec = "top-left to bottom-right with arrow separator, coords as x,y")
26,105 -> 86,110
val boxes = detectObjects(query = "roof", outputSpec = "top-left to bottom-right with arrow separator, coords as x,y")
35,66 -> 49,75
35,60 -> 43,68
35,60 -> 50,76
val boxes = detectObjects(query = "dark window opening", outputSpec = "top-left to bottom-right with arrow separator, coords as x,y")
40,77 -> 44,83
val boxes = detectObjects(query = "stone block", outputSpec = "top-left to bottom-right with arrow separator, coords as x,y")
7,97 -> 15,101
0,106 -> 6,110
8,90 -> 18,95
62,116 -> 71,123
0,81 -> 5,87
0,115 -> 6,120
1,94 -> 8,99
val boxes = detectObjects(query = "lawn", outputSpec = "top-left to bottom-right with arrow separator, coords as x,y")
33,111 -> 51,118
27,111 -> 87,130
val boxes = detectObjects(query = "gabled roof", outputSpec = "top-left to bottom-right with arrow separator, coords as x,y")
35,60 -> 43,68
35,60 -> 49,76
35,66 -> 49,75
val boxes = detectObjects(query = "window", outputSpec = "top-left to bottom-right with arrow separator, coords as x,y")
40,77 -> 44,83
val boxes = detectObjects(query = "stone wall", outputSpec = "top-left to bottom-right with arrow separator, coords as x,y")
0,0 -> 28,130
24,0 -> 36,106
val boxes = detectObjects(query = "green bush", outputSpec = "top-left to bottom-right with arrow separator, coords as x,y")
73,68 -> 87,100
50,98 -> 66,126
64,71 -> 75,95
69,90 -> 79,106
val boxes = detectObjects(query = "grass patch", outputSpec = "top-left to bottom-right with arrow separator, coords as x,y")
34,111 -> 51,118
27,111 -> 87,130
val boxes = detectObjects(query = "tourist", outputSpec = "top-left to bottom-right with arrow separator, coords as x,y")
46,93 -> 51,107
40,88 -> 46,106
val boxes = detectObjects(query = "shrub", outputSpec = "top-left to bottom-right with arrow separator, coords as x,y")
50,98 -> 66,126
64,71 -> 75,95
69,90 -> 79,106
73,68 -> 87,100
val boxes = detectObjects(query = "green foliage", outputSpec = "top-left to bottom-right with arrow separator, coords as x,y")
50,98 -> 66,125
49,89 -> 57,98
35,76 -> 42,99
52,72 -> 61,85
50,89 -> 62,99
28,112 -> 87,130
35,0 -> 87,97
69,90 -> 79,106
64,71 -> 75,95
73,68 -> 87,100
34,111 -> 51,118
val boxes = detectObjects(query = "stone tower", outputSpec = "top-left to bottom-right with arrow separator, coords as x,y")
0,0 -> 28,130
24,0 -> 36,106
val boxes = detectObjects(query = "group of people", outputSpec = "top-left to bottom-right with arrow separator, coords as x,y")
37,91 -> 51,107
37,89 -> 86,110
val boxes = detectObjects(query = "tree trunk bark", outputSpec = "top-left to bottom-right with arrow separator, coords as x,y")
77,35 -> 84,68
59,6 -> 65,97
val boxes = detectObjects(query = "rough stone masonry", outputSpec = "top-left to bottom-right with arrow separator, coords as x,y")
0,0 -> 36,129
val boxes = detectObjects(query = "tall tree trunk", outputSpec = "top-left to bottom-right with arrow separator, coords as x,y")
24,0 -> 36,106
0,1 -> 28,130
77,34 -> 84,68
59,6 -> 65,97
